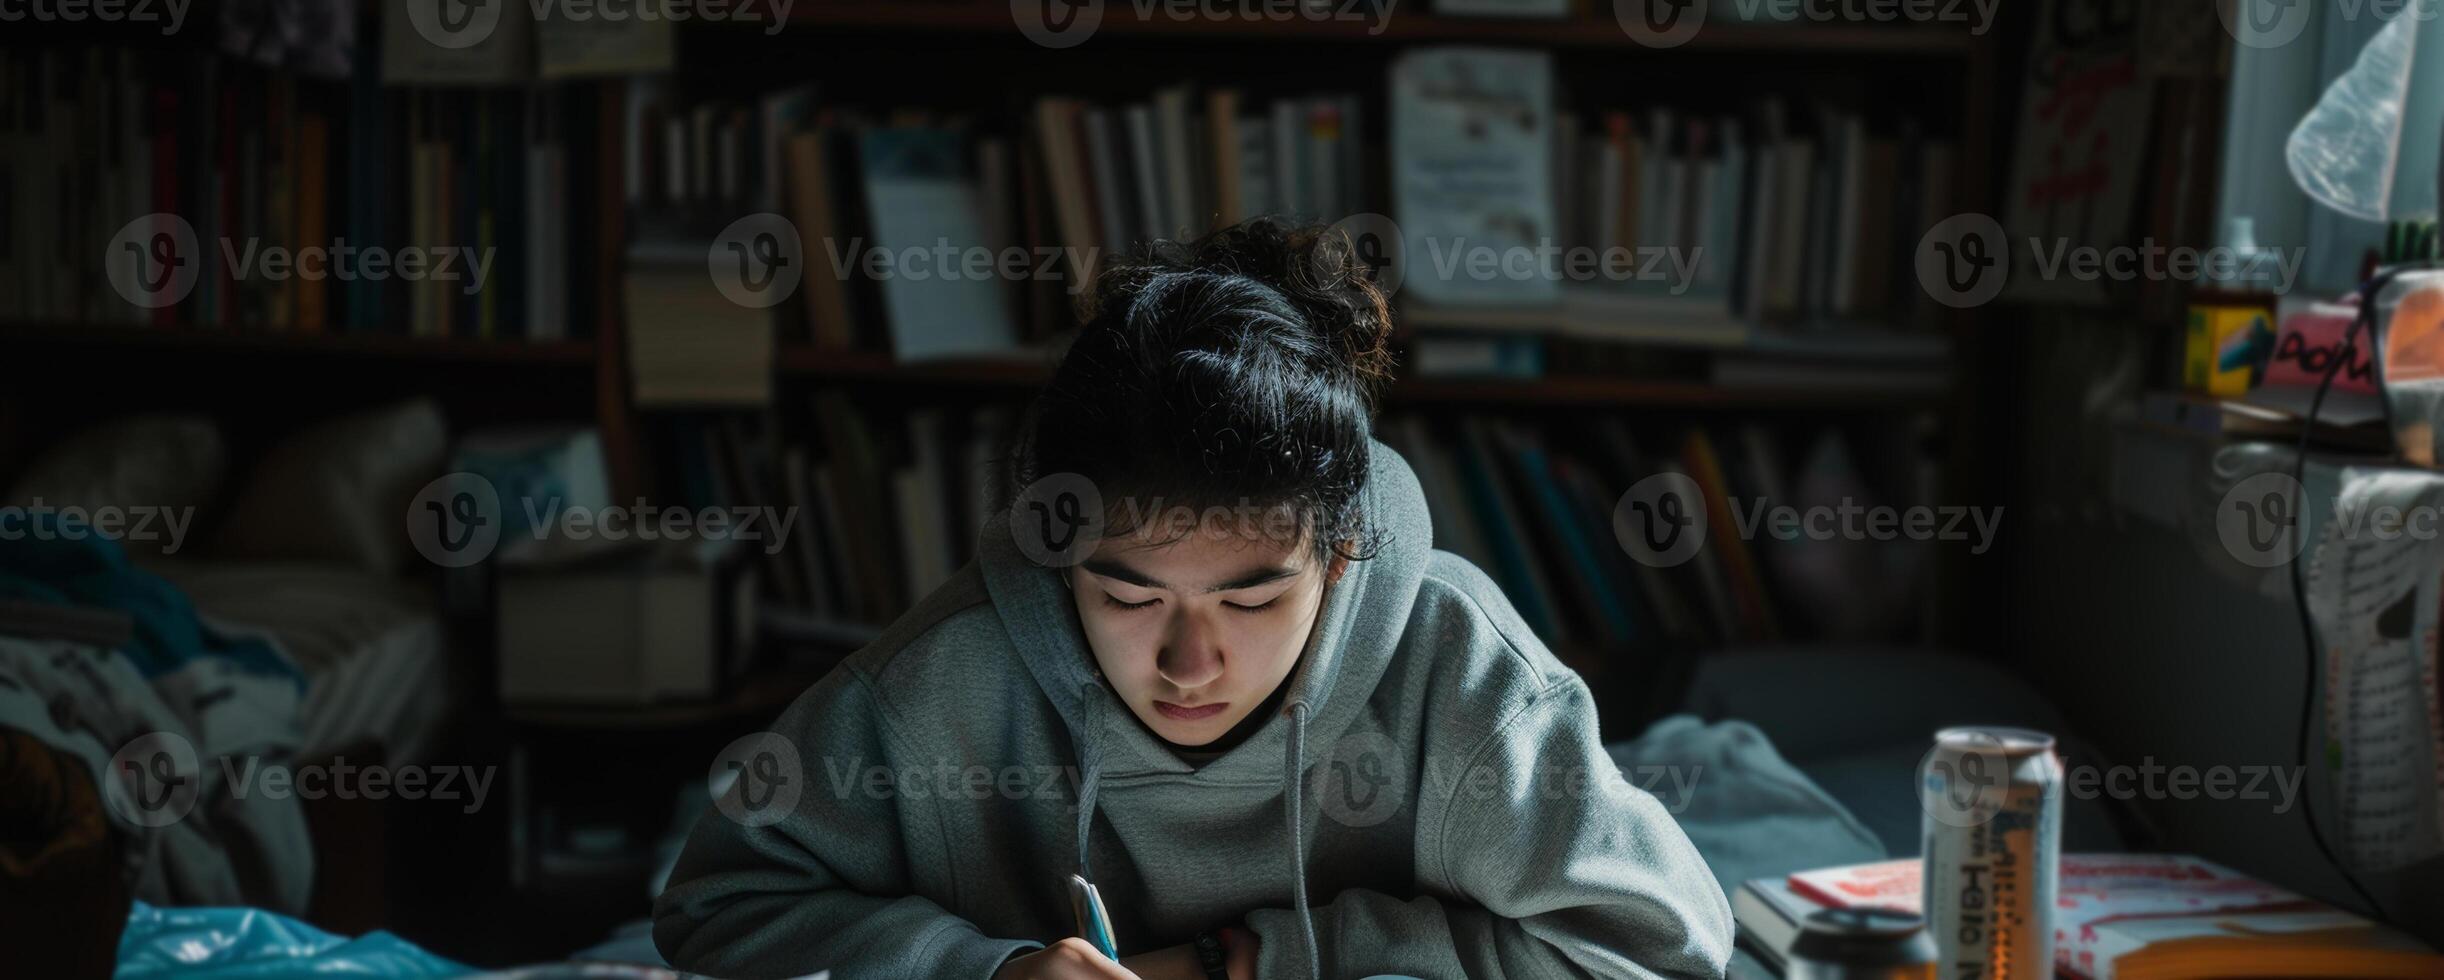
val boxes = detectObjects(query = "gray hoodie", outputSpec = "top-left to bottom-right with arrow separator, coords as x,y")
653,439 -> 1733,979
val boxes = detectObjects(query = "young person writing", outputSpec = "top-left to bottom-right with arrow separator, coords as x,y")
652,219 -> 1733,979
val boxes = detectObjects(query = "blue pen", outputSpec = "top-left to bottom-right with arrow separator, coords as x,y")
1066,873 -> 1119,960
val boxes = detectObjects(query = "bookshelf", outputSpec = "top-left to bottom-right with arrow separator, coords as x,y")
778,345 -> 1943,410
0,321 -> 598,366
3,2 -> 2004,688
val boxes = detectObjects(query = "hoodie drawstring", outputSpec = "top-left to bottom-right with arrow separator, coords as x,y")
1072,685 -> 1323,980
1283,699 -> 1320,980
1074,683 -> 1107,880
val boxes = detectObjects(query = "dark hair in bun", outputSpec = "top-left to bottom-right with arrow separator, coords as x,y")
1011,217 -> 1395,562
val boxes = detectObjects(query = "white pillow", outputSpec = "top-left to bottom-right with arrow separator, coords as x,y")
209,400 -> 448,574
8,415 -> 228,558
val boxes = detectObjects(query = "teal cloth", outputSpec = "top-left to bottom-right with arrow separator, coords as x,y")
0,512 -> 297,687
116,902 -> 470,978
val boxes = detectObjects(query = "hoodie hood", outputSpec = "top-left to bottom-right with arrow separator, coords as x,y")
976,436 -> 1432,976
979,435 -> 1430,784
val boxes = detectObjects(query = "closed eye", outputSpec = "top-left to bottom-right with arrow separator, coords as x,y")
1224,597 -> 1280,612
1102,593 -> 1160,611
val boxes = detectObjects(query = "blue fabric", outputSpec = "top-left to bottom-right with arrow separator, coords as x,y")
0,512 -> 298,687
115,902 -> 470,978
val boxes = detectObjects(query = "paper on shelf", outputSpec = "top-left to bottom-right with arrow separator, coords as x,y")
2303,466 -> 2444,871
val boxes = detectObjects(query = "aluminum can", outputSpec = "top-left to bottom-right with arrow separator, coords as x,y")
1919,726 -> 2062,979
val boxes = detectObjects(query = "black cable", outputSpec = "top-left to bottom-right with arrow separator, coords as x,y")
2281,266 -> 2430,920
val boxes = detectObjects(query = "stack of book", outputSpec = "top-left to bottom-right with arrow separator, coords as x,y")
1735,855 -> 2444,979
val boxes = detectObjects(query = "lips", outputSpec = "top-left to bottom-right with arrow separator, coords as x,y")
1154,700 -> 1228,722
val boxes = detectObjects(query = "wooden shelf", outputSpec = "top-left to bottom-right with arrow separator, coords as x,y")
768,3 -> 1976,56
502,666 -> 830,732
780,346 -> 1058,385
778,345 -> 1942,409
1390,375 -> 1942,409
1,321 -> 598,365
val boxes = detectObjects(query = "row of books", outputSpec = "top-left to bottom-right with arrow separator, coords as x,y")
1378,408 -> 1925,659
1389,47 -> 1960,343
0,45 -> 605,340
1553,100 -> 1957,333
619,80 -> 1373,401
1028,87 -> 1369,284
661,398 -> 1012,627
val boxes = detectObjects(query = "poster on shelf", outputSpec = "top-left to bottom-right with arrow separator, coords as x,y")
2000,0 -> 2154,306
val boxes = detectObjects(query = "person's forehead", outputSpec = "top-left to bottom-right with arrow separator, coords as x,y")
1087,529 -> 1309,589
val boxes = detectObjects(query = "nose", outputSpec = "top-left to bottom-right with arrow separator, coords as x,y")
1155,609 -> 1226,692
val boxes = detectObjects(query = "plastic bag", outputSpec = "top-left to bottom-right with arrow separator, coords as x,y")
2287,12 -> 2422,222
116,902 -> 471,978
